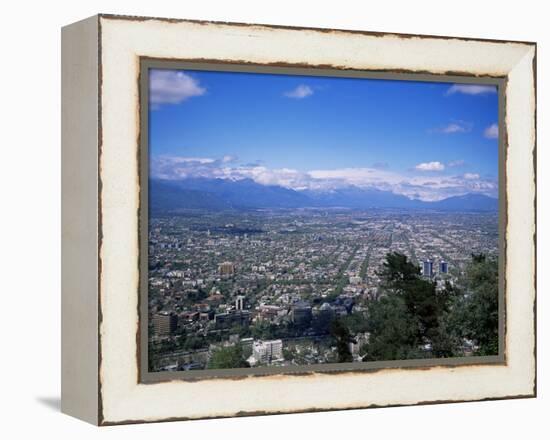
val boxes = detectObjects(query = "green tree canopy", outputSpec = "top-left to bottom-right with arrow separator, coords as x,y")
364,253 -> 498,361
378,252 -> 421,289
450,254 -> 499,356
362,294 -> 425,361
362,252 -> 488,361
377,253 -> 447,342
207,344 -> 249,369
330,319 -> 354,363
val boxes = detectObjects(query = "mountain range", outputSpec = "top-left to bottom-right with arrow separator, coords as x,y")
150,178 -> 498,212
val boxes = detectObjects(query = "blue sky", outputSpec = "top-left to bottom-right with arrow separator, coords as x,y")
149,69 -> 499,201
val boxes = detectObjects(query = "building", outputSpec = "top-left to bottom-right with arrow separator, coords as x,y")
218,261 -> 235,276
318,302 -> 334,318
235,295 -> 245,311
180,311 -> 199,323
311,302 -> 335,333
214,310 -> 251,329
252,339 -> 283,363
291,302 -> 312,326
439,260 -> 449,274
258,304 -> 282,322
423,259 -> 434,277
349,332 -> 370,356
199,311 -> 213,321
240,337 -> 254,350
152,311 -> 178,336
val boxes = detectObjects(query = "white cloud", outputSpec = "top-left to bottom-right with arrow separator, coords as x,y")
149,70 -> 206,106
447,160 -> 465,168
463,173 -> 480,180
484,123 -> 499,139
441,123 -> 468,133
415,161 -> 445,171
243,166 -> 311,189
178,157 -> 214,163
395,174 -> 497,201
446,84 -> 497,96
308,167 -> 403,191
284,85 -> 314,99
430,120 -> 472,134
151,155 -> 235,180
151,156 -> 497,201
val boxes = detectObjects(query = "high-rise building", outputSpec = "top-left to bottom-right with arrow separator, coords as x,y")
218,261 -> 235,276
252,339 -> 283,363
423,260 -> 434,277
235,295 -> 245,311
439,261 -> 449,274
152,311 -> 178,336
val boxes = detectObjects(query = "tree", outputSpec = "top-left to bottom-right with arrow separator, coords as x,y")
377,253 -> 448,343
362,294 -> 425,361
359,252 -> 500,361
430,281 -> 463,358
471,253 -> 486,263
181,335 -> 207,351
453,254 -> 499,355
378,252 -> 421,290
207,344 -> 249,369
330,319 -> 354,363
362,252 -> 457,361
250,320 -> 278,340
283,347 -> 295,362
230,323 -> 250,338
340,312 -> 369,334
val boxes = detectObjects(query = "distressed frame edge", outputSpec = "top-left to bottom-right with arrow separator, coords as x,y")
91,14 -> 536,425
97,12 -> 537,47
532,44 -> 538,400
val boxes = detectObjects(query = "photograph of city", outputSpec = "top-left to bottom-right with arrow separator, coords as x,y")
146,68 -> 500,373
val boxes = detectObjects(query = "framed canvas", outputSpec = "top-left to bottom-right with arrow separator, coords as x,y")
61,14 -> 537,425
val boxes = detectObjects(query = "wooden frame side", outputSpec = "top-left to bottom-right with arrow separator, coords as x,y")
61,15 -> 100,425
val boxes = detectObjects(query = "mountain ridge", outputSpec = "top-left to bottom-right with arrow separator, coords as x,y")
150,178 -> 498,212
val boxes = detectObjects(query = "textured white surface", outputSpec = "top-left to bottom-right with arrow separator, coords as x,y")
98,16 -> 536,424
1,0 -> 547,438
61,15 -> 99,425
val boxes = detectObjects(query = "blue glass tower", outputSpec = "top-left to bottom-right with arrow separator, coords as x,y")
423,260 -> 433,277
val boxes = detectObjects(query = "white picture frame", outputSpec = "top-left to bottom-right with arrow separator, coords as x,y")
61,14 -> 536,425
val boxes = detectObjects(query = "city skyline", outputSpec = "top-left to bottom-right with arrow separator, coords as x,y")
149,69 -> 499,201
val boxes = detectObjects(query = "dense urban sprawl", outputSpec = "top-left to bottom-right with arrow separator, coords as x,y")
148,209 -> 498,371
